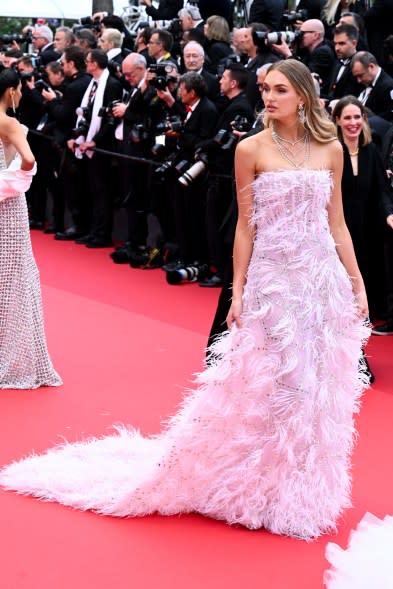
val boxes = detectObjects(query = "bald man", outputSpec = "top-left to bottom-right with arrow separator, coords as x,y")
300,19 -> 335,94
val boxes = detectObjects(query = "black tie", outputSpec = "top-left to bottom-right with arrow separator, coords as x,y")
88,81 -> 98,106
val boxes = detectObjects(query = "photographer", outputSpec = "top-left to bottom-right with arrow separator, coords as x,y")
31,25 -> 60,65
68,48 -> 123,248
200,63 -> 254,287
110,53 -> 158,264
40,46 -> 92,240
167,72 -> 219,270
147,29 -> 177,69
271,19 -> 336,95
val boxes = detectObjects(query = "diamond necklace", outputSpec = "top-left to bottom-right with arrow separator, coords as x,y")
271,128 -> 311,169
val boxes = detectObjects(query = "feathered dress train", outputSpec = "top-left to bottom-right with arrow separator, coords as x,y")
0,169 -> 369,538
324,513 -> 393,587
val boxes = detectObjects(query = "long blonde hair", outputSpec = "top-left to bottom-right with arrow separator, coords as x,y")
263,60 -> 337,144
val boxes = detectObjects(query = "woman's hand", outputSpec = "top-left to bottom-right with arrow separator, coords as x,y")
354,289 -> 369,320
386,214 -> 393,230
226,298 -> 243,329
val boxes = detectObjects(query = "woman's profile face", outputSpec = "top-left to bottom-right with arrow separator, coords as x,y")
262,70 -> 301,121
11,82 -> 22,109
335,103 -> 363,142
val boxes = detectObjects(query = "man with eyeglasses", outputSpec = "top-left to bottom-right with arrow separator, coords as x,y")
31,25 -> 60,65
147,29 -> 177,68
299,19 -> 335,95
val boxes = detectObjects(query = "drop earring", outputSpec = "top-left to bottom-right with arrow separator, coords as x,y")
298,104 -> 306,126
11,94 -> 16,114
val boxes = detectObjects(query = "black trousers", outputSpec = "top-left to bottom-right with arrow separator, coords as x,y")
88,153 -> 114,242
174,175 -> 209,265
205,175 -> 234,274
61,152 -> 91,234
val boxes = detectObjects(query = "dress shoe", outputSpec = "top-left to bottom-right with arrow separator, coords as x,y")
29,220 -> 44,230
110,246 -> 132,263
75,235 -> 92,245
44,225 -> 59,234
86,239 -> 113,248
199,275 -> 223,288
55,228 -> 85,241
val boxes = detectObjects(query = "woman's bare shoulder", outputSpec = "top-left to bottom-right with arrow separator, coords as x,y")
236,129 -> 271,156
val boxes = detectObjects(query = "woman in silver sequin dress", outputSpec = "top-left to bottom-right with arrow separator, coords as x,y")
0,68 -> 61,389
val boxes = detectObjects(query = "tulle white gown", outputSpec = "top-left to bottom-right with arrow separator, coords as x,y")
0,169 -> 369,539
0,138 -> 61,389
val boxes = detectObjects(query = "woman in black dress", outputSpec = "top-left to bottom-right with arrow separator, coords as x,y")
332,96 -> 393,320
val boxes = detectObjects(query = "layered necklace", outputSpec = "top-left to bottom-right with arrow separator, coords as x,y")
271,126 -> 311,169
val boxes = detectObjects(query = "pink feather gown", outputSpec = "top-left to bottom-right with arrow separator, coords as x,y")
0,169 -> 369,539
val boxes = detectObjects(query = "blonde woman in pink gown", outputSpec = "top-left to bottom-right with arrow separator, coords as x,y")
0,68 -> 61,389
0,61 -> 369,541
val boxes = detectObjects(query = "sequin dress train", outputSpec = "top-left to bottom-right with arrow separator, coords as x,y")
0,169 -> 368,538
0,139 -> 61,389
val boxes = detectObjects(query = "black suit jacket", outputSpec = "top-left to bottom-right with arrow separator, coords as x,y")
46,72 -> 92,144
327,59 -> 363,100
302,41 -> 335,94
246,51 -> 280,111
39,43 -> 60,65
177,96 -> 219,161
364,70 -> 393,122
92,75 -> 124,149
145,0 -> 183,20
208,91 -> 254,172
248,0 -> 285,29
200,68 -> 221,103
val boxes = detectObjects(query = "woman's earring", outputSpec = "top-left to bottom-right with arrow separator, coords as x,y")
298,104 -> 306,125
11,94 -> 16,114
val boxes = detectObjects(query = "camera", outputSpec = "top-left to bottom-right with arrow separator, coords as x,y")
79,16 -> 102,33
213,116 -> 252,151
178,149 -> 208,187
128,123 -> 150,143
98,100 -> 121,126
166,263 -> 208,285
282,9 -> 308,25
0,33 -> 32,46
155,115 -> 184,135
252,30 -> 302,48
217,54 -> 243,77
35,79 -> 50,92
72,106 -> 91,138
231,115 -> 252,133
148,63 -> 178,91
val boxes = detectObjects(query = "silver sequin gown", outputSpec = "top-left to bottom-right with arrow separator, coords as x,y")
0,138 -> 61,389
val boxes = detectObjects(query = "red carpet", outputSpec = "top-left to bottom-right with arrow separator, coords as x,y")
0,232 -> 392,589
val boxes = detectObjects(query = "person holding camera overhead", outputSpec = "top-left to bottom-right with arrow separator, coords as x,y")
139,0 -> 184,22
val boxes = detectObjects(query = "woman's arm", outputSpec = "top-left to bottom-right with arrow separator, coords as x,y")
327,140 -> 368,318
226,136 -> 257,329
2,116 -> 35,171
